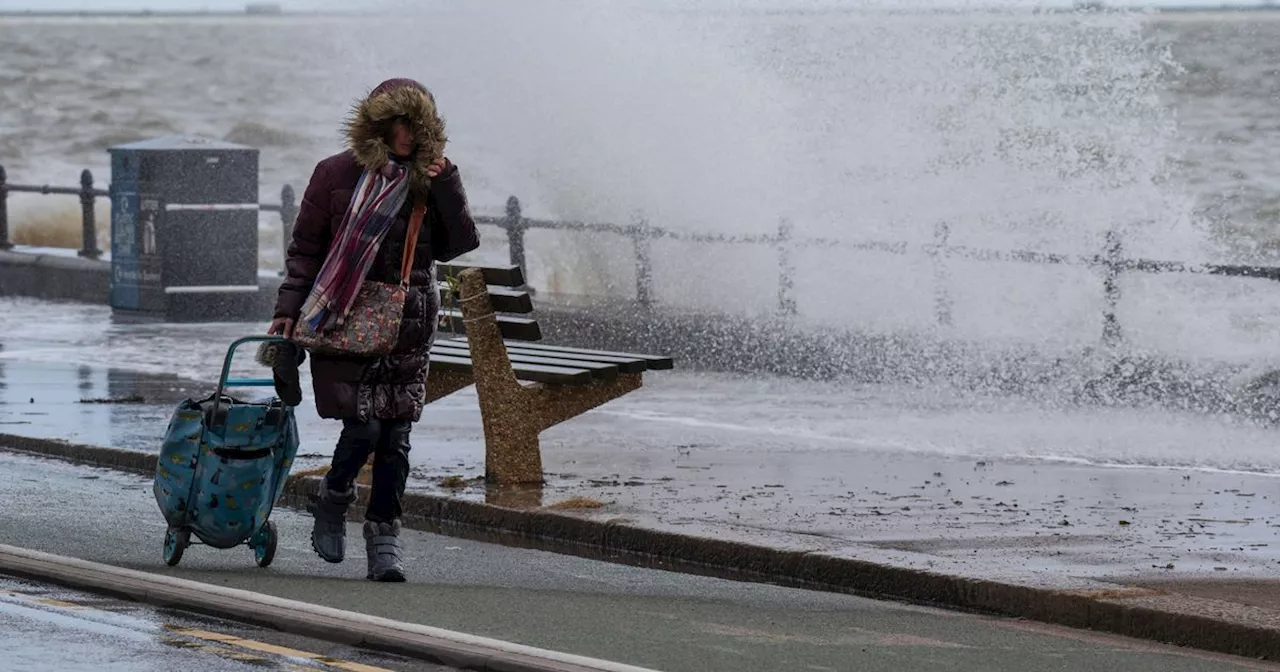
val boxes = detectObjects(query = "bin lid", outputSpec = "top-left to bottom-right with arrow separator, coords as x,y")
109,134 -> 256,152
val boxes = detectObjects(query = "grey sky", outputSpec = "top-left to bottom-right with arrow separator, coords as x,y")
0,0 -> 1264,9
0,0 -> 338,10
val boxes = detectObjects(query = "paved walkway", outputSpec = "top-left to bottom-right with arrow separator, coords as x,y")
4,355 -> 1280,589
3,298 -> 1280,633
0,450 -> 1275,672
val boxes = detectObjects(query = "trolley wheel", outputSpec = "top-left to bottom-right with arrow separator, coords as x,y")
164,528 -> 190,567
251,521 -> 278,568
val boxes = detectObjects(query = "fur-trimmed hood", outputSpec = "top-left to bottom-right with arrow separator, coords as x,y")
345,78 -> 448,195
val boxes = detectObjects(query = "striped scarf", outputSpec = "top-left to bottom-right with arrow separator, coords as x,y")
299,160 -> 411,333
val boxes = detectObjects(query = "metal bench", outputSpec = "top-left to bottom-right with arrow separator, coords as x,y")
424,263 -> 673,485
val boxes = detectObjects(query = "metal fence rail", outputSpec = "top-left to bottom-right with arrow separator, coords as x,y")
0,166 -> 109,259
3,164 -> 1278,348
0,166 -> 297,268
466,195 -> 1280,348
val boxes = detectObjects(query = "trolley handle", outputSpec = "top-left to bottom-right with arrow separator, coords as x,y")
211,335 -> 287,426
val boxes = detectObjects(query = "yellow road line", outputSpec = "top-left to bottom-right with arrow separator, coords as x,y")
167,627 -> 395,672
161,637 -> 279,665
34,597 -> 88,610
1,589 -> 392,672
1,590 -> 89,610
171,637 -> 336,670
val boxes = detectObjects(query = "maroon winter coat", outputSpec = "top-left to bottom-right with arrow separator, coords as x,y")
274,79 -> 479,422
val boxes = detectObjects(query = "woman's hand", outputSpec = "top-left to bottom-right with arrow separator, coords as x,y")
426,157 -> 451,178
268,317 -> 295,338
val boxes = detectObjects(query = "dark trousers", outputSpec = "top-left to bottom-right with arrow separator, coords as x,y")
323,418 -> 412,523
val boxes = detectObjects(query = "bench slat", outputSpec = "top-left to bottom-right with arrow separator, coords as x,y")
501,345 -> 650,374
437,311 -> 543,341
439,337 -> 661,372
429,353 -> 594,386
440,287 -> 532,314
431,343 -> 619,380
428,353 -> 476,376
437,264 -> 525,288
479,340 -> 673,370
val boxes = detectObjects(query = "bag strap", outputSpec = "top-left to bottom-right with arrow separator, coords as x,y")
399,199 -> 426,288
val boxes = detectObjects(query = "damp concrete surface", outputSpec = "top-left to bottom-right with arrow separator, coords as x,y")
1,297 -> 1280,597
0,450 -> 1276,672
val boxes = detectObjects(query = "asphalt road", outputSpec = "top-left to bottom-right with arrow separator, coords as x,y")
0,573 -> 448,671
0,448 -> 1275,672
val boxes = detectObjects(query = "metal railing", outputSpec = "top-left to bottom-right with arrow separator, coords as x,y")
0,166 -> 298,269
5,164 -> 1280,349
0,165 -> 108,259
467,196 -> 1280,349
259,184 -> 298,272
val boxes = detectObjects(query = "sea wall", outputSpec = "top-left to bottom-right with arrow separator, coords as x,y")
0,250 -> 110,304
0,249 -> 279,321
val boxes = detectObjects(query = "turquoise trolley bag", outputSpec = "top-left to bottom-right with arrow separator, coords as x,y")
153,335 -> 301,568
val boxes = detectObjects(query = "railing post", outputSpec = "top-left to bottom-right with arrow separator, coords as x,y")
1102,229 -> 1123,348
278,184 -> 296,276
0,165 -> 10,250
77,169 -> 101,259
631,214 -> 653,308
932,222 -> 953,327
777,218 -> 797,316
504,196 -> 528,281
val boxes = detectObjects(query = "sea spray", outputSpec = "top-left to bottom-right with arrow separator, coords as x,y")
333,4 -> 1198,337
324,0 -> 812,302
4,8 -> 1273,372
699,7 -> 1199,343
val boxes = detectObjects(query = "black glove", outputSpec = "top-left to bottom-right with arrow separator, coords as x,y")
255,340 -> 306,407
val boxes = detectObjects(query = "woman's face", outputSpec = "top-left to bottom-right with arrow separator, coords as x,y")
388,117 -> 414,156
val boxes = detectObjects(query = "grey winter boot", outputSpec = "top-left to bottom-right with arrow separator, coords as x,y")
363,519 -> 406,582
307,483 -> 355,563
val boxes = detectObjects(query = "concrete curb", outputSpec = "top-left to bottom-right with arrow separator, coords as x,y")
0,544 -> 659,672
5,433 -> 1280,663
0,433 -> 157,474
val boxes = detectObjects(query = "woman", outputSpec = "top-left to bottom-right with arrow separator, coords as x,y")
270,78 -> 479,582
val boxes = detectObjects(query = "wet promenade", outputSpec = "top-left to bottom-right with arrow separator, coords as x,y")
1,451 -> 1274,672
2,296 -> 1280,593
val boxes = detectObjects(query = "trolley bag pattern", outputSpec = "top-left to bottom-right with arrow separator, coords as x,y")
153,336 -> 301,568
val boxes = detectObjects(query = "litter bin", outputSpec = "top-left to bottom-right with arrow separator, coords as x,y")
108,134 -> 267,321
